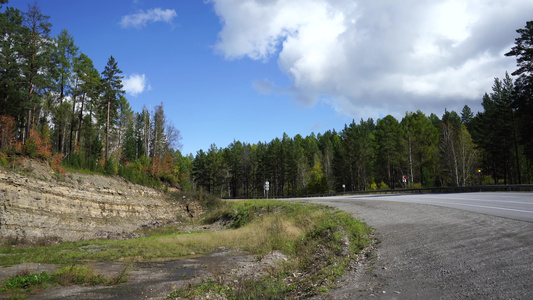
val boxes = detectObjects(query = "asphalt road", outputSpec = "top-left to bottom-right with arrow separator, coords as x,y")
320,192 -> 533,222
292,192 -> 533,299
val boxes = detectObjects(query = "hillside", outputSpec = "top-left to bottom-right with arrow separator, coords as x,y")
0,158 -> 201,243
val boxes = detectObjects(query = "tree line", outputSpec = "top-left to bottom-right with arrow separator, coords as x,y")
1,2 -> 532,196
189,21 -> 533,198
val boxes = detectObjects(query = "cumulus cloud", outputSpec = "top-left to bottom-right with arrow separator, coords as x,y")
211,0 -> 533,119
120,8 -> 177,28
123,74 -> 150,96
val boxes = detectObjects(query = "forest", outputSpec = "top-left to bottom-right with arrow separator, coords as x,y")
1,2 -> 532,198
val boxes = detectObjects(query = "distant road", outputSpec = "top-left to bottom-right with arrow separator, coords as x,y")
301,192 -> 533,222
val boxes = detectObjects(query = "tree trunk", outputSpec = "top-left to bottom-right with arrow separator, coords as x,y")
106,99 -> 110,160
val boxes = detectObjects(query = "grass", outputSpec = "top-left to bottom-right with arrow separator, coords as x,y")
0,264 -> 129,299
168,200 -> 373,299
0,200 -> 372,299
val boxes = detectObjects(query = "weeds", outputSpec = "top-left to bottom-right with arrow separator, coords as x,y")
0,200 -> 371,299
0,264 -> 129,299
167,201 -> 372,299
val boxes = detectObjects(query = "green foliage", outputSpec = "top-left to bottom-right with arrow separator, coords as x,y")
167,280 -> 233,299
367,180 -> 378,191
0,265 -> 129,298
104,155 -> 118,175
2,272 -> 53,290
482,175 -> 495,185
307,156 -> 329,194
0,150 -> 7,168
407,182 -> 423,189
25,129 -> 51,159
378,181 -> 390,190
1,3 -> 532,198
52,265 -> 128,286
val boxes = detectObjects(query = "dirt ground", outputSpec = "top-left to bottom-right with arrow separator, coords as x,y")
0,249 -> 288,300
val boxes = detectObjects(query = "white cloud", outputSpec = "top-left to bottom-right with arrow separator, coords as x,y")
210,0 -> 533,119
123,74 -> 150,96
120,8 -> 177,28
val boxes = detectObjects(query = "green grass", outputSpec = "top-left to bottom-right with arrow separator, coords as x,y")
0,264 -> 129,299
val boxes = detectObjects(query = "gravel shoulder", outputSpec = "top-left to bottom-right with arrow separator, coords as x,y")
301,197 -> 533,299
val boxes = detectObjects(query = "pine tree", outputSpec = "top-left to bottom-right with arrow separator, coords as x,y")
0,7 -> 24,119
20,3 -> 52,142
505,20 -> 533,176
375,115 -> 404,188
51,29 -> 78,153
100,56 -> 124,160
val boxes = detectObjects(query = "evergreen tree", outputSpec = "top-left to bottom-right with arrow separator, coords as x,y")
0,6 -> 24,119
73,53 -> 100,151
121,126 -> 136,163
20,3 -> 52,142
473,74 -> 521,184
505,20 -> 533,174
460,105 -> 473,127
150,102 -> 166,159
100,55 -> 124,160
51,29 -> 78,153
375,115 -> 404,188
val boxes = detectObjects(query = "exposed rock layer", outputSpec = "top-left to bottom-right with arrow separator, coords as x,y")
0,159 -> 199,242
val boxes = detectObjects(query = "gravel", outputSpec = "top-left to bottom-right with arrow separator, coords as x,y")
300,197 -> 533,299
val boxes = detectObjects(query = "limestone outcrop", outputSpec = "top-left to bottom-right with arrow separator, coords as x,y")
0,159 -> 200,242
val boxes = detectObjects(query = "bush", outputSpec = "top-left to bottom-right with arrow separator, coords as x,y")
367,180 -> 378,191
64,152 -> 83,169
0,151 -> 7,168
482,175 -> 495,185
104,156 -> 118,175
407,182 -> 423,189
379,181 -> 390,190
50,153 -> 66,175
25,129 -> 52,159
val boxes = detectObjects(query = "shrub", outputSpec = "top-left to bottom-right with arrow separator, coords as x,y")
482,175 -> 495,185
50,153 -> 66,175
407,182 -> 423,189
0,150 -> 7,168
104,156 -> 118,175
25,129 -> 52,159
0,115 -> 16,150
379,181 -> 390,190
367,180 -> 378,191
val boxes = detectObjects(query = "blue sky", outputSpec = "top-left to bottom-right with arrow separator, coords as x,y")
9,0 -> 533,155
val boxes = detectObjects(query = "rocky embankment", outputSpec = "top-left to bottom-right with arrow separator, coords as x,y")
0,158 -> 200,242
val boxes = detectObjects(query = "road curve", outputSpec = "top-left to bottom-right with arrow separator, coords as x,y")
291,192 -> 533,299
337,192 -> 533,222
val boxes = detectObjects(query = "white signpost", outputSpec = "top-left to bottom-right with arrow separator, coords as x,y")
265,181 -> 270,199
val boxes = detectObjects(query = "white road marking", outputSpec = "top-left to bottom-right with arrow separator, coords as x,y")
412,200 -> 533,214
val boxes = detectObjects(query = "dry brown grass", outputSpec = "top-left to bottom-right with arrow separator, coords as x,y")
155,214 -> 309,256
